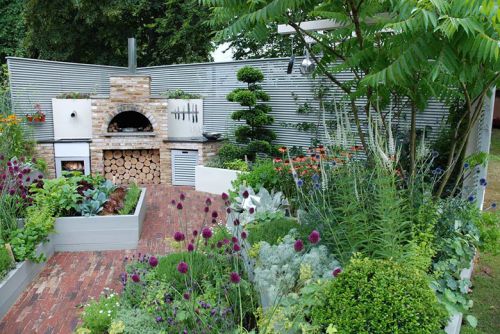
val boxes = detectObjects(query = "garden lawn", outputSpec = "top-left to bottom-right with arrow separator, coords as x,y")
462,128 -> 500,334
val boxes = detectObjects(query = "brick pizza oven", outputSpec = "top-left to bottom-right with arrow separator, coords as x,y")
39,74 -> 222,186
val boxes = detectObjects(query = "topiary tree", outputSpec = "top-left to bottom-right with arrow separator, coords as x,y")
312,257 -> 447,334
227,66 -> 276,159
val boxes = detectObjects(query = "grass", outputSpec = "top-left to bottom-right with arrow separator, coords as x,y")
461,128 -> 500,334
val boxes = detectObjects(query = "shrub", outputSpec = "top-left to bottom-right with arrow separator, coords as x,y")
0,245 -> 13,280
111,308 -> 161,334
246,216 -> 308,246
232,159 -> 282,193
218,143 -> 246,162
79,289 -> 120,334
312,257 -> 447,334
227,66 -> 276,158
118,183 -> 141,215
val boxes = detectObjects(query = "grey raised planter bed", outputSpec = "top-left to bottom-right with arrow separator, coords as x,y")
0,238 -> 55,320
52,188 -> 147,252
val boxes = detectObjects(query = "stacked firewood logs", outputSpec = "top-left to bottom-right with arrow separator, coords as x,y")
103,149 -> 160,184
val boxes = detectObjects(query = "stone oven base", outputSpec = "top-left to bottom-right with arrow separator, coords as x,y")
103,149 -> 161,184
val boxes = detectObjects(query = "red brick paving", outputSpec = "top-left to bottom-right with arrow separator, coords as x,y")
0,185 -> 223,334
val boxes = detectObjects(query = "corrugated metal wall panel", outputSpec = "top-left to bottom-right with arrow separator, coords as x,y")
8,57 -> 449,147
7,57 -> 129,141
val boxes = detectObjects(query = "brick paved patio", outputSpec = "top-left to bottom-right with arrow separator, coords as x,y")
0,185 -> 222,334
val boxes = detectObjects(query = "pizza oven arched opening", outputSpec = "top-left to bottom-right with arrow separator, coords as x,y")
108,111 -> 153,133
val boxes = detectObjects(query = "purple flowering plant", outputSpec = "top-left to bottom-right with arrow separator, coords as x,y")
119,192 -> 257,333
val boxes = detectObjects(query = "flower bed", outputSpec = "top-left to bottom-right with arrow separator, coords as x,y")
195,165 -> 242,194
0,238 -> 54,320
52,187 -> 147,251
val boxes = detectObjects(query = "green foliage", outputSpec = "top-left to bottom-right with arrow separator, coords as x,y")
246,216 -> 308,246
430,198 -> 481,320
163,89 -> 202,99
118,183 -> 141,215
56,92 -> 90,99
77,188 -> 108,216
9,204 -> 55,262
227,66 -> 275,158
79,290 -> 120,334
223,159 -> 249,171
312,257 -> 447,334
0,244 -> 14,280
232,159 -> 286,195
236,66 -> 264,83
31,177 -> 82,217
111,308 -> 161,334
218,143 -> 246,162
475,211 -> 500,254
0,0 -> 25,63
23,0 -> 214,66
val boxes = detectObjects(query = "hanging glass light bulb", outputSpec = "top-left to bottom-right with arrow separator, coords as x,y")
300,46 -> 315,75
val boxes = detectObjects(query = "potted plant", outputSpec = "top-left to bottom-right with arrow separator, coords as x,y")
25,103 -> 46,123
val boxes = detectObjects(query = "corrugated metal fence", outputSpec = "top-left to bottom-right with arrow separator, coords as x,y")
7,57 -> 449,147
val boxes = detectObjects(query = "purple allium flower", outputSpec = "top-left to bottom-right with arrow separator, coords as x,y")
204,206 -> 209,213
25,176 -> 30,182
242,190 -> 249,199
202,228 -> 212,239
211,211 -> 218,218
233,244 -> 241,252
120,272 -> 127,284
223,238 -> 229,244
226,207 -> 231,214
241,231 -> 247,240
193,230 -> 198,237
230,272 -> 241,284
211,218 -> 217,224
176,202 -> 183,210
180,193 -> 186,201
183,293 -> 190,300
216,241 -> 223,248
294,239 -> 304,252
231,236 -> 238,243
187,243 -> 194,252
249,207 -> 255,214
308,230 -> 321,244
174,231 -> 185,242
233,219 -> 240,226
177,261 -> 188,274
131,273 -> 140,282
221,192 -> 229,200
149,256 -> 158,267
156,316 -> 163,323
9,189 -> 15,195
38,174 -> 43,179
332,267 -> 342,277
205,197 -> 212,206
171,199 -> 176,205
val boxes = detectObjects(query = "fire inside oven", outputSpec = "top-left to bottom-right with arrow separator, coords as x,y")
62,160 -> 85,173
108,111 -> 153,133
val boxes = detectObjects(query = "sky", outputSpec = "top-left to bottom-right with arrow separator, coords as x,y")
211,43 -> 234,62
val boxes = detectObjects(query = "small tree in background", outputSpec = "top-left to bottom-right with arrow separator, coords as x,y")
227,66 -> 276,159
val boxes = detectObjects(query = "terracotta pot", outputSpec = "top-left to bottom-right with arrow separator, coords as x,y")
26,115 -> 33,122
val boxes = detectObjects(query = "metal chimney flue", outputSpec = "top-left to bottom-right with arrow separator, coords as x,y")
128,38 -> 137,74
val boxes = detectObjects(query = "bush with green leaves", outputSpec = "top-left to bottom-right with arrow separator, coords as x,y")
0,244 -> 14,280
110,307 -> 161,334
231,159 -> 283,194
78,289 -> 121,334
9,204 -> 55,262
246,216 -> 308,246
312,257 -> 447,334
227,66 -> 276,159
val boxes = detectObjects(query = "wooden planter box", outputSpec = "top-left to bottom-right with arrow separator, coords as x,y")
195,166 -> 242,195
52,188 -> 147,251
0,239 -> 55,320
